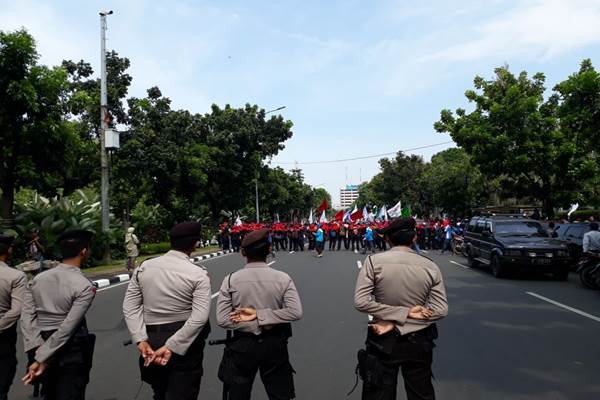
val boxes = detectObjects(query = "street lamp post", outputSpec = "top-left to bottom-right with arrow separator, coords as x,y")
99,10 -> 113,261
255,106 -> 286,223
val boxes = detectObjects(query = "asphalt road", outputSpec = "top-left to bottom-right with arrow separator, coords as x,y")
9,248 -> 600,400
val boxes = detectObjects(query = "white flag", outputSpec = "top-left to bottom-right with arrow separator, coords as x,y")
319,210 -> 328,223
308,209 -> 314,224
235,215 -> 242,226
567,203 -> 579,217
388,200 -> 402,218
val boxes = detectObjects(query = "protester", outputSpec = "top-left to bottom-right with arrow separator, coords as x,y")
125,227 -> 140,274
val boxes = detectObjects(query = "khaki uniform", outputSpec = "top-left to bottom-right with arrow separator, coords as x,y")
20,264 -> 96,399
123,250 -> 211,400
354,246 -> 448,400
216,262 -> 302,400
0,261 -> 27,399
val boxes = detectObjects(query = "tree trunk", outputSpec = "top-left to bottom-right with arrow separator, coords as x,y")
0,181 -> 15,228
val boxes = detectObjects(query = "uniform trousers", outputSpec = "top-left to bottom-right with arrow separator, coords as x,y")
39,327 -> 95,400
141,321 -> 210,400
225,332 -> 295,400
360,325 -> 437,400
0,324 -> 17,400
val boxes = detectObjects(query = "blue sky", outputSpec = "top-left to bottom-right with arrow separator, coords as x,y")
2,0 -> 600,205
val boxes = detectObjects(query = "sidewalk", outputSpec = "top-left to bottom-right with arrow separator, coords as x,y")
84,246 -> 223,280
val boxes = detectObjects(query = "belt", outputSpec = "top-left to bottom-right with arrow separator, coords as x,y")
146,321 -> 185,333
233,324 -> 291,339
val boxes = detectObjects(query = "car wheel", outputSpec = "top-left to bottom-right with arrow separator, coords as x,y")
467,249 -> 479,268
491,254 -> 507,278
553,268 -> 569,281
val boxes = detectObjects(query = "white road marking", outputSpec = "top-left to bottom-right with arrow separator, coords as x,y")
421,250 -> 429,254
289,251 -> 295,254
97,280 -> 130,292
450,260 -> 470,270
211,292 -> 220,299
526,292 -> 600,323
268,260 -> 276,266
368,314 -> 373,322
357,261 -> 362,269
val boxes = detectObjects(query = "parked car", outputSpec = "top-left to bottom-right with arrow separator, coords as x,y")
464,215 -> 571,280
554,222 -> 590,265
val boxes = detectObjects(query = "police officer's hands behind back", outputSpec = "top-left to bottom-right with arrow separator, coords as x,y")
370,306 -> 434,336
138,341 -> 156,367
22,361 -> 47,385
230,307 -> 257,322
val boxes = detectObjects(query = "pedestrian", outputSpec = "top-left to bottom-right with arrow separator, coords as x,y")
0,235 -> 27,400
354,217 -> 448,400
27,230 -> 45,270
216,228 -> 302,400
441,223 -> 453,255
125,226 -> 140,275
362,224 -> 375,255
315,224 -> 325,258
328,225 -> 338,251
123,222 -> 211,400
21,229 -> 97,399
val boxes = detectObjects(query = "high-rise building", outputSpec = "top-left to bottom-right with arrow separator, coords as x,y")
340,185 -> 360,208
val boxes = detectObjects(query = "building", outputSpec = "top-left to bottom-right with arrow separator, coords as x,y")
340,185 -> 360,208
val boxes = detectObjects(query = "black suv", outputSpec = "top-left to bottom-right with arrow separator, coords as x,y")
464,216 -> 571,279
555,222 -> 590,264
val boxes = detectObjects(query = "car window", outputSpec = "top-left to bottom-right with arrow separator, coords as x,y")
567,225 -> 587,239
475,219 -> 486,233
468,218 -> 478,232
494,221 -> 548,236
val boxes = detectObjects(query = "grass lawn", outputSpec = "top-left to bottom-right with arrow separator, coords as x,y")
83,245 -> 221,278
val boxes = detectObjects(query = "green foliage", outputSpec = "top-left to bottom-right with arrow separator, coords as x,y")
358,152 -> 428,215
420,148 -> 490,216
13,190 -> 100,260
130,200 -> 168,243
0,29 -> 79,220
435,65 -> 579,216
140,242 -> 171,255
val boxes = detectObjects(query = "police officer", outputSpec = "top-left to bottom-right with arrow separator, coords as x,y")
216,228 -> 303,400
0,235 -> 27,400
21,229 -> 97,399
123,222 -> 211,400
354,218 -> 448,400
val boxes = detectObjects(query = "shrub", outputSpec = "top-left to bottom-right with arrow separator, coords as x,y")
140,242 -> 170,255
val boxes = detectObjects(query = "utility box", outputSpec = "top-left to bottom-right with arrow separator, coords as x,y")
104,129 -> 120,149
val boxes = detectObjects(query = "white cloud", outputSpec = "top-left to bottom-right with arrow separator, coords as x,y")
422,0 -> 600,62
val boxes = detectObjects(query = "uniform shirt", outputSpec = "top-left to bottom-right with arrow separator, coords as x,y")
0,261 -> 27,333
216,262 -> 303,335
354,246 -> 448,336
123,250 -> 211,356
20,264 -> 96,363
583,230 -> 600,253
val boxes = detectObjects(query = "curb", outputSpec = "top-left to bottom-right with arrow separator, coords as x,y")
92,249 -> 236,289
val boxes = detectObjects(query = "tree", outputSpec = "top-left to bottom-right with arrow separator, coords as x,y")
0,29 -> 78,222
434,66 -> 578,216
420,148 -> 489,216
357,152 -> 428,215
553,59 -> 600,208
201,104 -> 294,223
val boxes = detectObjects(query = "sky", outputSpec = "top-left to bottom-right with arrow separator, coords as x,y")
2,0 -> 600,206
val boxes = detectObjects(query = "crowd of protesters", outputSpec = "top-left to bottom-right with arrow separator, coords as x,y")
216,218 -> 470,257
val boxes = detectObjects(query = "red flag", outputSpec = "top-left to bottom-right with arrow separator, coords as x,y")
351,207 -> 363,221
334,210 -> 344,222
317,199 -> 328,213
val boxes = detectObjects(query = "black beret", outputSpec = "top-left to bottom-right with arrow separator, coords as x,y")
170,222 -> 202,240
0,234 -> 15,253
58,229 -> 94,244
241,229 -> 270,248
383,218 -> 416,235
0,234 -> 15,246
